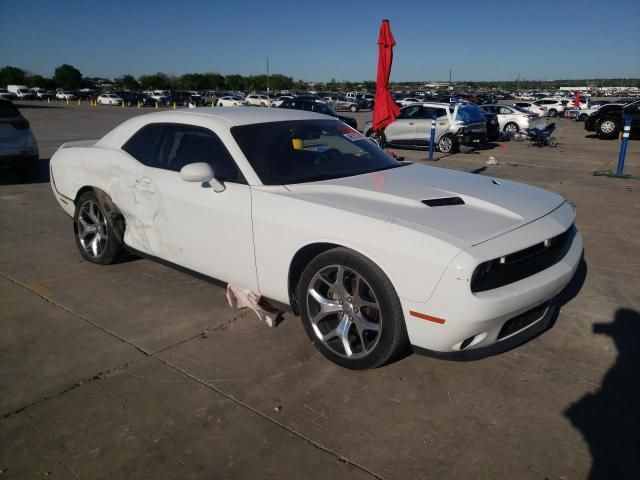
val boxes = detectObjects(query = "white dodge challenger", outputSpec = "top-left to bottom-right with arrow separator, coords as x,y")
50,108 -> 583,369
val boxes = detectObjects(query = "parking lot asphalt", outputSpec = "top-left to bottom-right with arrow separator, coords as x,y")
1,102 -> 639,479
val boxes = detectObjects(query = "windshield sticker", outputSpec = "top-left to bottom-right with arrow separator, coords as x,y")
343,132 -> 365,141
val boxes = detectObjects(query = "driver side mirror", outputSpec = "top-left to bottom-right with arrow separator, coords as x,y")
180,162 -> 225,193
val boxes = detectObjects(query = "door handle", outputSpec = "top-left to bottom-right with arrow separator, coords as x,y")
408,122 -> 415,125
135,176 -> 152,185
438,122 -> 447,125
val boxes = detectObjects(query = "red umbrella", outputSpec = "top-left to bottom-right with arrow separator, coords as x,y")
573,91 -> 581,108
373,19 -> 400,132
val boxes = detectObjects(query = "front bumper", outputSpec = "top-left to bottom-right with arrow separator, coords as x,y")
457,131 -> 487,147
401,201 -> 583,355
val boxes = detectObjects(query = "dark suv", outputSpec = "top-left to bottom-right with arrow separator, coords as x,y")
584,100 -> 640,139
278,99 -> 358,129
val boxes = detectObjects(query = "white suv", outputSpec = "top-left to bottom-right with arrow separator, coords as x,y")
531,98 -> 569,117
245,94 -> 271,107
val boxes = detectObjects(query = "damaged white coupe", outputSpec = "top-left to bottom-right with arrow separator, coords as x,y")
50,108 -> 583,369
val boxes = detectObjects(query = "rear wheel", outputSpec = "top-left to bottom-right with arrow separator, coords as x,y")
504,122 -> 519,133
16,157 -> 39,179
548,109 -> 557,117
298,248 -> 407,369
73,191 -> 125,265
350,105 -> 357,112
578,113 -> 588,121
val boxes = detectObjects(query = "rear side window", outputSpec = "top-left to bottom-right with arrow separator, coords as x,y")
122,124 -> 165,166
0,101 -> 20,118
123,123 -> 245,183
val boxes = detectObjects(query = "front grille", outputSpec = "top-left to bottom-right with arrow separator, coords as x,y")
498,302 -> 549,340
471,225 -> 576,293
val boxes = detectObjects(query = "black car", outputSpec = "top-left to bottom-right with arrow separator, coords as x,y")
482,111 -> 500,142
116,91 -> 157,107
278,99 -> 358,129
584,100 -> 640,139
168,91 -> 205,106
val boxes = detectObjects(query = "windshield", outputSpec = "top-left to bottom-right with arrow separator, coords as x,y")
455,104 -> 487,124
231,120 -> 402,185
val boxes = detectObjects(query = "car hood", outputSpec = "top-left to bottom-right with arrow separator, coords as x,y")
284,164 -> 565,247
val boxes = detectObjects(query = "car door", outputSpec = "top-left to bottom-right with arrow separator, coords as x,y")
414,106 -> 445,145
122,122 -> 258,290
498,106 -> 516,129
384,105 -> 421,143
623,101 -> 640,136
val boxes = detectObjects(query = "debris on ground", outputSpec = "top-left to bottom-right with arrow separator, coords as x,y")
486,156 -> 498,165
226,284 -> 283,327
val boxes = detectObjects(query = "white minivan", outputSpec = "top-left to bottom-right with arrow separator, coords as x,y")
7,85 -> 34,100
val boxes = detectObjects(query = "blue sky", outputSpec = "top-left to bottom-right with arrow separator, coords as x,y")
1,0 -> 638,82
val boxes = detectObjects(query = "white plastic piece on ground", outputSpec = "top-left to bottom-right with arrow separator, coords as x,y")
226,283 -> 282,327
486,156 -> 498,165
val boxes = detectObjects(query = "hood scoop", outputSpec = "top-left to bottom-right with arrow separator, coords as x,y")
421,197 -> 465,207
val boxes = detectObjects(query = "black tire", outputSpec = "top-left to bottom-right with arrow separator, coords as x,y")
366,130 -> 386,148
548,109 -> 557,117
16,157 -> 39,179
503,122 -> 519,133
438,133 -> 457,154
578,113 -> 588,121
597,118 -> 618,139
297,247 -> 408,369
73,191 -> 125,265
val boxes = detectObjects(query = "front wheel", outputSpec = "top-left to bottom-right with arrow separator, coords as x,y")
597,119 -> 618,139
578,113 -> 588,121
350,105 -> 357,112
548,109 -> 557,117
74,191 -> 125,265
298,248 -> 408,369
438,134 -> 456,154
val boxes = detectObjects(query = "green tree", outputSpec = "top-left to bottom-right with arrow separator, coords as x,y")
138,72 -> 170,90
225,74 -> 245,91
0,66 -> 27,86
114,74 -> 140,90
179,73 -> 210,90
53,64 -> 82,90
204,73 -> 225,90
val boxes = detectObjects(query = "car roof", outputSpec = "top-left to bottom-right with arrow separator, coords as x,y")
97,107 -> 332,148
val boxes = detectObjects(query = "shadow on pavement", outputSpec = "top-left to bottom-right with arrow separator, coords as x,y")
0,158 -> 50,185
15,103 -> 62,109
565,307 -> 640,479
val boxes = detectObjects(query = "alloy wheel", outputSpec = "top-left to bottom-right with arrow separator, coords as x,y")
600,120 -> 616,134
77,200 -> 108,258
504,123 -> 518,133
306,265 -> 382,359
439,136 -> 453,153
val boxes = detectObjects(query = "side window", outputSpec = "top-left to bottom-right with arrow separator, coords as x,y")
435,108 -> 448,118
499,107 -> 512,114
122,124 -> 165,167
155,124 -> 245,183
399,105 -> 421,119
